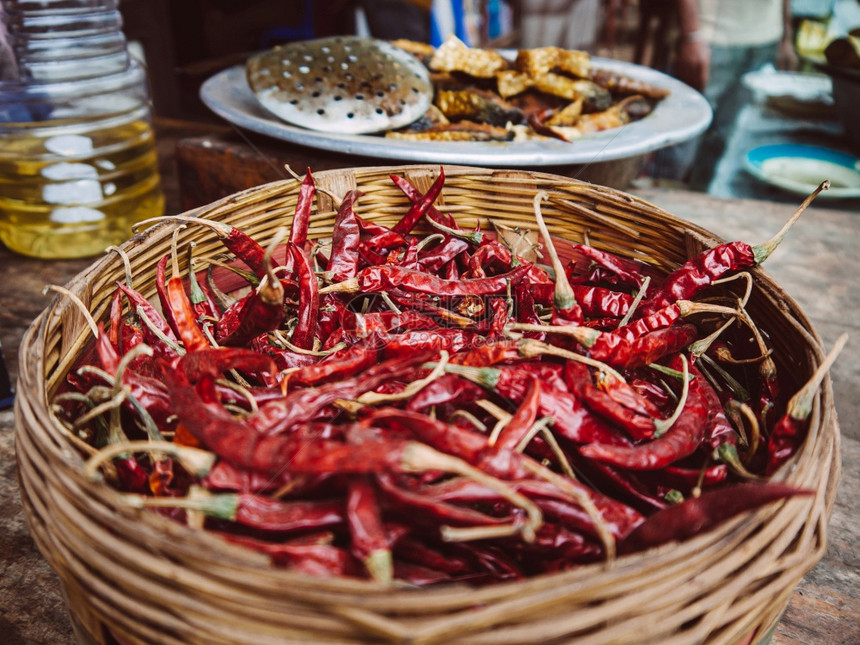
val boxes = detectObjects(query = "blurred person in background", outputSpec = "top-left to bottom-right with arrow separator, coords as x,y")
358,0 -> 432,41
519,0 -> 604,50
654,0 -> 797,190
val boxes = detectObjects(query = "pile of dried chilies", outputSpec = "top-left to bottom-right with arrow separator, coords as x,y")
51,169 -> 844,587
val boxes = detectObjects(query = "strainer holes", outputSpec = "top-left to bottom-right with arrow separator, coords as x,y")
376,91 -> 384,98
317,109 -> 325,115
295,82 -> 304,90
375,108 -> 384,115
311,91 -> 321,98
356,94 -> 365,100
334,96 -> 342,101
347,112 -> 355,119
315,77 -> 324,83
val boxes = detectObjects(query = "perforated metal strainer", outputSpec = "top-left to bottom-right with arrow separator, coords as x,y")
246,36 -> 433,135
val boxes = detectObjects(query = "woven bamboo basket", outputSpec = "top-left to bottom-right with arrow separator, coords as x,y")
15,165 -> 840,645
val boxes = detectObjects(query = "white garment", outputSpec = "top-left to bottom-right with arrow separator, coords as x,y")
519,0 -> 601,50
698,0 -> 785,47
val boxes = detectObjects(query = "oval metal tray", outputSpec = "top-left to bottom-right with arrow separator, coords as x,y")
200,57 -> 712,167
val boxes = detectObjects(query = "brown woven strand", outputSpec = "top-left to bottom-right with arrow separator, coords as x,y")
15,165 -> 839,645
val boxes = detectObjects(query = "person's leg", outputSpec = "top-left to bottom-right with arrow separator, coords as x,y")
687,42 -> 778,191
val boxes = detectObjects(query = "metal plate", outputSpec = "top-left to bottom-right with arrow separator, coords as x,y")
201,57 -> 712,167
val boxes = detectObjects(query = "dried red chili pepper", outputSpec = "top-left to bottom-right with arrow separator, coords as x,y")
214,272 -> 285,348
449,339 -> 523,367
442,363 -> 628,447
404,374 -> 484,412
418,236 -> 470,273
288,344 -> 379,387
579,355 -> 709,470
567,243 -> 656,291
563,361 -> 657,440
391,167 -> 445,236
221,533 -> 358,577
493,377 -> 541,451
376,473 -> 511,528
346,476 -> 392,583
290,242 -> 319,350
639,181 -> 828,316
390,172 -> 457,229
328,189 -> 362,282
115,282 -> 179,350
765,334 -> 846,475
289,168 -> 316,248
618,482 -> 812,553
324,263 -> 531,297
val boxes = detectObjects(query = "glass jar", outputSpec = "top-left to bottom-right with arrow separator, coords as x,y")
0,0 -> 164,259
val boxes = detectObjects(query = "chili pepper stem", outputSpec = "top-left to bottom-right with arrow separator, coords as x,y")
516,337 -> 626,383
400,442 -> 542,543
532,191 -> 577,311
786,333 -> 848,420
522,459 -> 616,560
320,278 -> 360,294
132,215 -> 231,237
43,285 -> 100,338
653,355 -> 690,438
428,217 -> 483,245
716,443 -> 761,480
364,549 -> 394,585
105,246 -> 135,288
617,276 -> 651,328
726,399 -> 760,462
85,440 -> 216,481
753,180 -> 829,264
358,352 -> 449,406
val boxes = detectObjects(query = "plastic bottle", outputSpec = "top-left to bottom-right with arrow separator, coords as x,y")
0,0 -> 164,259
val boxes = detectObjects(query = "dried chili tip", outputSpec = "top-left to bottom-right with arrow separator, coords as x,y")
784,333 -> 847,423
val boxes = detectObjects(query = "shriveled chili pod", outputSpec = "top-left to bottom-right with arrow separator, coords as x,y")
290,242 -> 320,350
328,189 -> 362,283
390,167 -> 445,236
765,334 -> 847,475
322,263 -> 531,297
346,476 -> 393,583
639,180 -> 829,316
618,482 -> 813,553
289,167 -> 316,248
579,355 -> 709,470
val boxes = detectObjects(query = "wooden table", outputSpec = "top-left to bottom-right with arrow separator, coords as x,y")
1,123 -> 857,644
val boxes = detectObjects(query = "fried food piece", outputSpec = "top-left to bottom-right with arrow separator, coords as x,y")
515,47 -> 591,79
496,70 -> 534,98
547,95 -> 639,140
545,99 -> 583,126
589,68 -> 671,99
390,39 -> 436,62
406,105 -> 450,131
429,35 -> 509,78
387,121 -> 513,141
496,70 -> 611,110
435,89 -> 523,126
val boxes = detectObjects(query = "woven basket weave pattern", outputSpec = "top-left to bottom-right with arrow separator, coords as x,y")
15,165 -> 839,645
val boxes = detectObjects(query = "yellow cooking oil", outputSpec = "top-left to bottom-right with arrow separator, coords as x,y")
0,117 -> 164,259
